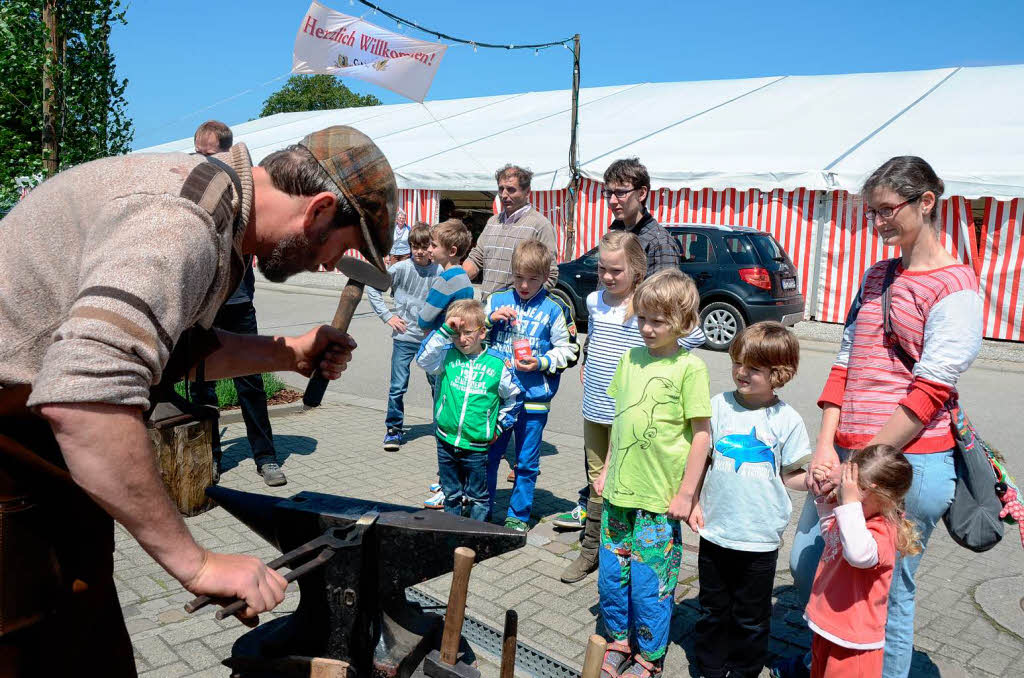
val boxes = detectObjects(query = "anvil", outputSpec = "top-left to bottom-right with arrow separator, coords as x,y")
200,486 -> 525,678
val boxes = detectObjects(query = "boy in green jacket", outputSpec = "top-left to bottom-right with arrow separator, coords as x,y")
416,299 -> 523,521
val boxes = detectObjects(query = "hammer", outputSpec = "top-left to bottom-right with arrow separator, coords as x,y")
303,256 -> 391,408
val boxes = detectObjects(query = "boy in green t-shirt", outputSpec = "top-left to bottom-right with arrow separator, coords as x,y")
416,299 -> 523,522
593,269 -> 712,676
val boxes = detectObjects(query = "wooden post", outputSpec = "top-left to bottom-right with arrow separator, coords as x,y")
581,635 -> 606,678
41,0 -> 61,176
562,33 -> 581,261
439,547 -> 476,665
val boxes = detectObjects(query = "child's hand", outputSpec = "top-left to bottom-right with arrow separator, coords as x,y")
490,306 -> 518,324
687,502 -> 704,533
667,493 -> 692,522
447,316 -> 464,333
838,462 -> 863,506
593,468 -> 607,497
810,459 -> 840,497
386,317 -> 408,334
515,356 -> 540,372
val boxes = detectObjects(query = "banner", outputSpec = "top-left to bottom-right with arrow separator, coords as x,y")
293,1 -> 447,102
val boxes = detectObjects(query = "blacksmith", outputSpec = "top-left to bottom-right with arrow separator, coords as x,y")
0,126 -> 396,676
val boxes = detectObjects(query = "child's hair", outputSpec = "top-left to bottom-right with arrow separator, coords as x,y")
445,298 -> 486,329
432,219 -> 472,260
849,444 -> 922,556
632,269 -> 700,336
408,223 -> 432,249
729,321 -> 800,388
511,239 -> 552,278
598,230 -> 647,319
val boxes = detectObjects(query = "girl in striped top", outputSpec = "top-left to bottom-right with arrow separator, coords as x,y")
778,157 -> 983,678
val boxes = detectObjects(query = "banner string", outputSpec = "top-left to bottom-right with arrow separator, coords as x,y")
355,0 -> 572,51
134,71 -> 293,142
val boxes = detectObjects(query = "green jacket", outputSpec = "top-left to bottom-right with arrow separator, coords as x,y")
416,324 -> 523,451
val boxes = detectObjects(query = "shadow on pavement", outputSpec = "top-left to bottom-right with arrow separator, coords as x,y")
219,433 -> 319,471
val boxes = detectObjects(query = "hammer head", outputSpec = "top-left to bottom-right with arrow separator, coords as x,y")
336,255 -> 391,291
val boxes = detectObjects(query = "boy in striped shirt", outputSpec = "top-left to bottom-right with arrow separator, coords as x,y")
417,219 -> 475,334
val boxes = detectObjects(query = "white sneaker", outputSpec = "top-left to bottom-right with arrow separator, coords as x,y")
424,490 -> 445,509
428,482 -> 441,493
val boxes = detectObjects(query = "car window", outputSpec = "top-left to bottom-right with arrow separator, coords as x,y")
723,236 -> 759,265
677,233 -> 713,264
750,234 -> 786,262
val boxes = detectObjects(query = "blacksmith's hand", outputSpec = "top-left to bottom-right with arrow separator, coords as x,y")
291,325 -> 357,379
183,550 -> 288,626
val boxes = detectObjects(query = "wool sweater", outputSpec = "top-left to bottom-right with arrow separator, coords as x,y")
0,145 -> 253,411
465,206 -> 559,295
818,260 -> 981,453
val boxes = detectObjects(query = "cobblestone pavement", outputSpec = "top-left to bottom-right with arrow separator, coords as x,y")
118,391 -> 1024,677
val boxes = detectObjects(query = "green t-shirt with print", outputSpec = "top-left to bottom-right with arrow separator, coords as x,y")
604,346 -> 712,514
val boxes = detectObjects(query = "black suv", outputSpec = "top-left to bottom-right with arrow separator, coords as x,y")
550,224 -> 805,350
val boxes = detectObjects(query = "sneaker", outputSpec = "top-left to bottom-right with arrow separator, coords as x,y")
769,655 -> 810,678
424,490 -> 445,509
503,517 -> 529,532
428,482 -> 442,493
552,504 -> 587,530
211,464 -> 221,485
383,428 -> 402,451
258,463 -> 287,487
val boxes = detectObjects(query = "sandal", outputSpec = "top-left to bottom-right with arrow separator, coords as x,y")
601,641 -> 632,678
620,655 -> 661,677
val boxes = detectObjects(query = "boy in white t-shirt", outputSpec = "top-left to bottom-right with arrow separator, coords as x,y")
685,322 -> 812,678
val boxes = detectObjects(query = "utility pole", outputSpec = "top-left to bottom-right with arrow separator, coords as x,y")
563,33 -> 581,260
42,0 -> 61,176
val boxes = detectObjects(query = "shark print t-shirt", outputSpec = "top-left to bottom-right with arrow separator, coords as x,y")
604,347 -> 712,514
699,392 -> 812,552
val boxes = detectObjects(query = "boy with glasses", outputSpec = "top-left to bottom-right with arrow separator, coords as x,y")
604,158 -> 682,276
416,300 -> 523,522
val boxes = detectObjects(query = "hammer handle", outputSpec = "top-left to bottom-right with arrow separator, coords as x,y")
303,280 -> 365,408
439,546 -> 476,665
499,609 -> 518,678
581,635 -> 607,678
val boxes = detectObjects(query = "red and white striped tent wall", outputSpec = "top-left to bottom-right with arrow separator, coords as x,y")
978,198 -> 1024,341
325,188 -> 439,270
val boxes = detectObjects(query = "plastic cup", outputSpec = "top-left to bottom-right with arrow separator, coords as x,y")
513,338 -> 532,362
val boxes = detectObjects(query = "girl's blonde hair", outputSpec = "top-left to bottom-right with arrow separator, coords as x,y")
633,269 -> 700,336
598,230 -> 647,319
850,444 -> 922,556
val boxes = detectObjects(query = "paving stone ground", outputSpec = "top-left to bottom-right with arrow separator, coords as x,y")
117,392 -> 1024,677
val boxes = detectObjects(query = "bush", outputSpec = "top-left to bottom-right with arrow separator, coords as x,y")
174,373 -> 288,408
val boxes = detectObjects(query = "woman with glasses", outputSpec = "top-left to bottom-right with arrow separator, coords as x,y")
774,156 -> 982,678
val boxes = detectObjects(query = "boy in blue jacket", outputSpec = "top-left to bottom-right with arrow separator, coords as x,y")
485,240 -> 580,531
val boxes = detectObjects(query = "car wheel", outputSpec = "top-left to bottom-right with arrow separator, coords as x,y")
549,287 -> 579,326
700,301 -> 745,350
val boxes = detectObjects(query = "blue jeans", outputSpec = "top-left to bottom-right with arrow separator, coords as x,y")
436,437 -> 489,522
385,339 -> 435,431
789,448 -> 956,678
487,410 -> 548,522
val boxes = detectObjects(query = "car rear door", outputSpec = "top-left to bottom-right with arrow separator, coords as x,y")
675,230 -> 718,297
747,233 -> 802,300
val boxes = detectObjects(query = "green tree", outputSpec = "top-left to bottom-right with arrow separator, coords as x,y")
0,0 -> 132,210
259,74 -> 380,117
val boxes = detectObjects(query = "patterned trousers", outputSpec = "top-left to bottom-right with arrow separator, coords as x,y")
598,503 -> 682,662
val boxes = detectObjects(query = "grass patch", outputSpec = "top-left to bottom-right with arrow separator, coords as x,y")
174,373 -> 287,408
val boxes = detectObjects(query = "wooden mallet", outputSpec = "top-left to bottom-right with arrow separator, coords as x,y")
303,256 -> 391,408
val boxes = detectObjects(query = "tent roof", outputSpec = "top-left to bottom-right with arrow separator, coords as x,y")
137,63 -> 1024,199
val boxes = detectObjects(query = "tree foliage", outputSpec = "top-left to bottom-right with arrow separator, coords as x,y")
0,0 -> 132,209
259,75 -> 380,117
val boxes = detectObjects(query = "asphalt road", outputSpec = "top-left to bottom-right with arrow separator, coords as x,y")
253,285 -> 1024,468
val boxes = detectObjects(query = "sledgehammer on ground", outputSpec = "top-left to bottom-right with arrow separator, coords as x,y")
303,256 -> 391,408
424,547 -> 480,678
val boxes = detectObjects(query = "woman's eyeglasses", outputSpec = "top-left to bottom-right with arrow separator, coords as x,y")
864,194 -> 922,222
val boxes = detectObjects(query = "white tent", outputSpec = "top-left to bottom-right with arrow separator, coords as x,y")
139,63 -> 1024,200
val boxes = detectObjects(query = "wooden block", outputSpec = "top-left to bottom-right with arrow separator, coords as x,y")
148,418 -> 215,516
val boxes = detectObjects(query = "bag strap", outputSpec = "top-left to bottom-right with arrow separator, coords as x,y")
881,258 -> 918,373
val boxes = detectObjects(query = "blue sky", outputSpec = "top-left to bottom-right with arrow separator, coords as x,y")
112,0 -> 1024,151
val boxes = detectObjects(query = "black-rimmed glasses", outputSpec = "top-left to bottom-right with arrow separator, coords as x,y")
601,187 -> 637,200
